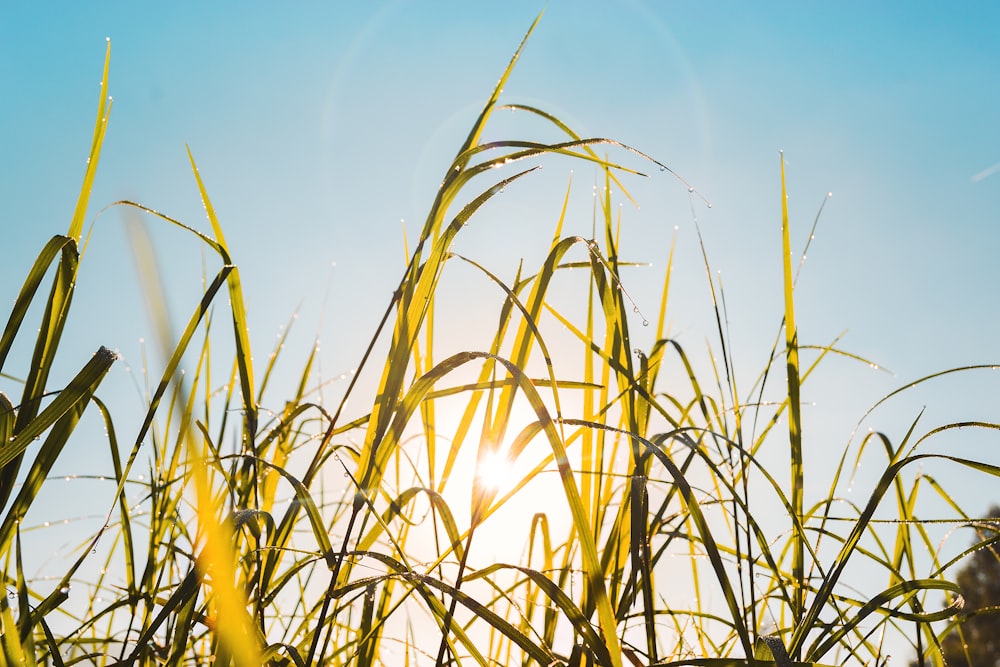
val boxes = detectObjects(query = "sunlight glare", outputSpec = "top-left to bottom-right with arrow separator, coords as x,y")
474,450 -> 514,492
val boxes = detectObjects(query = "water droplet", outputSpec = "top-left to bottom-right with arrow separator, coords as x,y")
642,320 -> 649,327
687,186 -> 694,193
706,203 -> 713,209
633,306 -> 639,313
659,165 -> 665,172
59,586 -> 70,595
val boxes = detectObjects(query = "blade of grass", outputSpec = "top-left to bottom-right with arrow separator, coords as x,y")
186,148 -> 257,440
68,38 -> 111,243
780,153 -> 806,644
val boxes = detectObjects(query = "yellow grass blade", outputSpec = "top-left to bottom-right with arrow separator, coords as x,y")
186,148 -> 258,438
68,39 -> 111,243
780,153 -> 806,641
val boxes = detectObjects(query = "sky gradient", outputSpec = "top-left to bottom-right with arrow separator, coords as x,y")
2,2 -> 1000,656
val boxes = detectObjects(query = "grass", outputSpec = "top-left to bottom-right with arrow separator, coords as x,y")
2,17 -> 999,667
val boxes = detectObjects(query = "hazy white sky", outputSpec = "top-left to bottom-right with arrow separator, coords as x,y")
2,3 -> 1000,642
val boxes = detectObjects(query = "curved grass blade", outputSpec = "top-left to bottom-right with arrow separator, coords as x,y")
186,148 -> 257,440
0,236 -> 76,372
808,578 -> 964,657
472,562 -> 614,666
0,346 -> 116,469
793,449 -> 1000,660
560,418 -> 753,658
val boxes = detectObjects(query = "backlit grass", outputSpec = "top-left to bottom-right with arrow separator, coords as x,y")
2,17 -> 998,667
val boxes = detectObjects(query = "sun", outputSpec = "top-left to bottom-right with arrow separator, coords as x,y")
474,450 -> 515,492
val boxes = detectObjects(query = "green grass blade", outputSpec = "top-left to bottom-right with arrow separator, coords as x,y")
186,148 -> 257,439
793,450 -> 1000,660
0,394 -> 12,454
809,578 -> 964,657
357,167 -> 539,499
563,418 -> 753,657
445,12 -> 543,181
68,38 -> 111,242
0,346 -> 116,469
0,236 -> 76,372
780,153 -> 806,639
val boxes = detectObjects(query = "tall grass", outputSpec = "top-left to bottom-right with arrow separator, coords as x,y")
2,18 -> 998,667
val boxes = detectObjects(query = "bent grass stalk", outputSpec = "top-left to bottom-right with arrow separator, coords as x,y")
2,15 -> 999,667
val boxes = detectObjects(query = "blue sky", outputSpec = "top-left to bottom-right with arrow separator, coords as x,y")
2,0 -> 1000,652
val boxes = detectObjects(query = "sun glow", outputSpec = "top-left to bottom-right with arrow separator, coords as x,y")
474,450 -> 515,492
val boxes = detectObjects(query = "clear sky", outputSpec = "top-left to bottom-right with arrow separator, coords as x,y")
2,0 -> 1000,652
